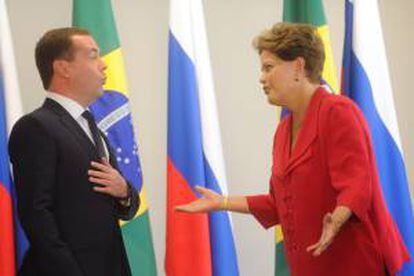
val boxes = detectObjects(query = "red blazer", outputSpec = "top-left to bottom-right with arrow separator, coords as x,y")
247,87 -> 409,276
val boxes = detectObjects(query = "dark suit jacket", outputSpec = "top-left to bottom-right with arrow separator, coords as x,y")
9,98 -> 140,276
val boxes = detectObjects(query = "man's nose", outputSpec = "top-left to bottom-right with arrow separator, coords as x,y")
100,58 -> 107,71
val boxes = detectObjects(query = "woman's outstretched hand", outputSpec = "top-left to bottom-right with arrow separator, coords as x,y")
175,185 -> 223,213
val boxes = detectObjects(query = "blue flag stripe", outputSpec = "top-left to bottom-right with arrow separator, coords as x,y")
342,1 -> 414,274
168,28 -> 239,275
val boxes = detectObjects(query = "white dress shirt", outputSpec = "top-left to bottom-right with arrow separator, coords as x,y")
46,92 -> 109,157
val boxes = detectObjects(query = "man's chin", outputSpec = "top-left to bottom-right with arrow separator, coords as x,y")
88,89 -> 105,103
96,87 -> 105,96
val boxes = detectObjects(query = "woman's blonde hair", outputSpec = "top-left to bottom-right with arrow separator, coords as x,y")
253,22 -> 325,84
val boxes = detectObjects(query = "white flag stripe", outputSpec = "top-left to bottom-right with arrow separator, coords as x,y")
0,0 -> 23,135
352,0 -> 402,152
170,0 -> 229,195
169,0 -> 196,63
192,0 -> 228,195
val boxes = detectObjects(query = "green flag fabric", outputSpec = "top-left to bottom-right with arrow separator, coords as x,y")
73,1 -> 157,275
276,1 -> 339,275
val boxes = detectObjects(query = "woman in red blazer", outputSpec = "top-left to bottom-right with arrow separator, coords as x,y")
176,22 -> 409,275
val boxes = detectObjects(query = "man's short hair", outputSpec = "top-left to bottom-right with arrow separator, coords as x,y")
35,27 -> 90,89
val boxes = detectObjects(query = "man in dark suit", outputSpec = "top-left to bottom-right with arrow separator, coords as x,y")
8,27 -> 139,276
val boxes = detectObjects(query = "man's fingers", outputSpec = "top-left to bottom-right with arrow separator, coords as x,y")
89,176 -> 110,186
88,169 -> 109,179
90,161 -> 111,172
101,157 -> 110,165
93,186 -> 110,194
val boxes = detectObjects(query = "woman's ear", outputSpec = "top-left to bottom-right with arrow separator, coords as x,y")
294,56 -> 306,77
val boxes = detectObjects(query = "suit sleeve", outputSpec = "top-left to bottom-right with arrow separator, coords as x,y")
246,175 -> 279,229
115,182 -> 140,220
9,116 -> 83,276
324,101 -> 372,222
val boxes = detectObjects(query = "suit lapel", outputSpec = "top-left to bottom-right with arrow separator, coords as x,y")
43,98 -> 99,159
281,87 -> 326,176
274,116 -> 290,177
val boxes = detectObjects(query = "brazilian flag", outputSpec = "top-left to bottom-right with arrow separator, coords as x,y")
72,1 -> 157,275
276,0 -> 339,275
283,0 -> 338,93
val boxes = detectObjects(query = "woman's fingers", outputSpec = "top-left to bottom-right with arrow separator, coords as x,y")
195,185 -> 209,195
174,202 -> 196,212
306,241 -> 320,252
323,213 -> 333,225
307,214 -> 335,256
195,185 -> 218,198
307,238 -> 328,256
313,232 -> 334,256
313,240 -> 331,256
312,237 -> 328,256
175,198 -> 217,213
175,200 -> 205,213
175,185 -> 221,213
174,204 -> 193,212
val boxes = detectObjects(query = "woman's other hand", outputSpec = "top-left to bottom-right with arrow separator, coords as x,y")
306,206 -> 352,256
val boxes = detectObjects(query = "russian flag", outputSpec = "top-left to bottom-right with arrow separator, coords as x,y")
166,0 -> 239,275
342,0 -> 414,275
0,0 -> 27,274
0,68 -> 15,276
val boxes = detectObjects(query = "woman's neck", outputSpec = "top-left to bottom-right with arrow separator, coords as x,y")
290,83 -> 319,124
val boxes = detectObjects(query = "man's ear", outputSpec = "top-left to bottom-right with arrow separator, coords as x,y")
53,59 -> 70,79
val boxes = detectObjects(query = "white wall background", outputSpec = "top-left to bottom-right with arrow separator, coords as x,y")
6,0 -> 413,275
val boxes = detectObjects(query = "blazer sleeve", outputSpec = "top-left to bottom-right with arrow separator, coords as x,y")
323,101 -> 372,222
106,141 -> 140,221
246,175 -> 279,229
8,116 -> 83,276
115,182 -> 140,221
